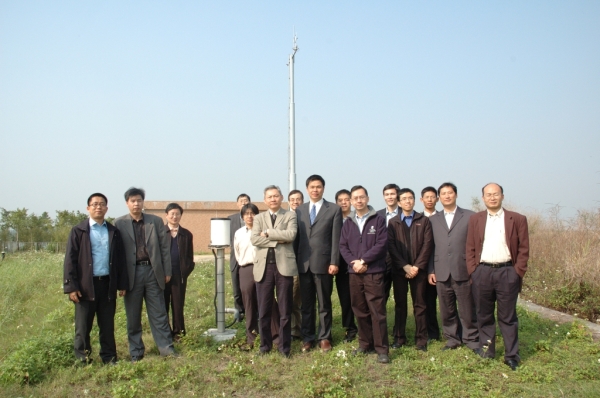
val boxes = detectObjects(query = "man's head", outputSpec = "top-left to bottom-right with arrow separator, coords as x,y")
241,203 -> 260,227
438,182 -> 457,209
305,174 -> 325,202
420,186 -> 438,212
398,188 -> 416,215
350,185 -> 369,215
263,185 -> 283,212
288,189 -> 304,211
236,194 -> 251,210
481,183 -> 504,213
382,183 -> 400,210
124,187 -> 145,217
335,189 -> 351,214
165,203 -> 183,227
87,193 -> 108,222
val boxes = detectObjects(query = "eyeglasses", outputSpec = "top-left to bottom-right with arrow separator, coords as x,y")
89,203 -> 106,208
352,196 -> 367,201
484,193 -> 501,199
399,197 -> 415,202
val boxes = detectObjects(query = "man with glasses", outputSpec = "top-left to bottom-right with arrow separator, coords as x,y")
63,193 -> 128,365
467,183 -> 529,371
229,194 -> 251,320
387,188 -> 433,351
115,187 -> 176,362
376,184 -> 401,304
420,186 -> 441,342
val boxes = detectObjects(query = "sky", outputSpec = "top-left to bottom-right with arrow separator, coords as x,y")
1,1 -> 599,219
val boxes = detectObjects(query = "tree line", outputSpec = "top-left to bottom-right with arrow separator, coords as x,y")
0,208 -> 112,246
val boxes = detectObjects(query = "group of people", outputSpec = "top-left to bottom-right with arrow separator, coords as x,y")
63,188 -> 194,365
228,176 -> 529,369
63,177 -> 529,372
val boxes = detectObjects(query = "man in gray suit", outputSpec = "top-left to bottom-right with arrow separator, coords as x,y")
229,193 -> 250,318
251,185 -> 298,357
295,175 -> 343,353
427,182 -> 479,352
115,187 -> 175,361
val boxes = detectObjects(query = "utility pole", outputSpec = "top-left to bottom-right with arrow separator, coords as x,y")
288,33 -> 298,193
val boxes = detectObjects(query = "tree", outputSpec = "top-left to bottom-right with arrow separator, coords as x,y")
53,210 -> 88,243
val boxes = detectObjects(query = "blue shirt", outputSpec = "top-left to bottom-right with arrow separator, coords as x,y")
89,219 -> 109,276
401,211 -> 415,227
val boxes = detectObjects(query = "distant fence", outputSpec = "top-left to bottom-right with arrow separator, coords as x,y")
0,241 -> 68,253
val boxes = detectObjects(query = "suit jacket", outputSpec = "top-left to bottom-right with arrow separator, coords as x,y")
376,208 -> 397,272
466,209 -> 529,278
164,224 -> 195,279
228,213 -> 243,271
428,206 -> 474,282
251,208 -> 298,281
115,213 -> 172,290
295,199 -> 342,274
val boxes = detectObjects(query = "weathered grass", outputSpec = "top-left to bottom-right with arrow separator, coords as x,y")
0,252 -> 599,397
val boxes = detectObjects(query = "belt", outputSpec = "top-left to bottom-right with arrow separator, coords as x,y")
93,275 -> 109,280
136,261 -> 151,266
481,261 -> 512,268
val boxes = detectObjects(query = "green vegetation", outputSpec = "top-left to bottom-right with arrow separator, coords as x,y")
1,252 -> 599,397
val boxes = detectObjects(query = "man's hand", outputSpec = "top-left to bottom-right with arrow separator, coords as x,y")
165,276 -> 171,284
260,230 -> 269,238
119,290 -> 126,297
428,273 -> 437,285
351,260 -> 367,274
403,265 -> 418,279
69,291 -> 82,303
328,265 -> 339,275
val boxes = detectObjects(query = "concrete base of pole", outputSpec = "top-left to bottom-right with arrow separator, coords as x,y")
204,328 -> 237,341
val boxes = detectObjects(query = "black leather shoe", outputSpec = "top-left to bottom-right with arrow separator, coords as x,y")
391,341 -> 404,349
416,345 -> 427,352
131,355 -> 144,363
504,359 -> 519,371
441,345 -> 458,351
377,353 -> 390,364
472,348 -> 484,357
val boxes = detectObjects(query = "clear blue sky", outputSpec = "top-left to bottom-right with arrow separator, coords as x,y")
1,1 -> 598,218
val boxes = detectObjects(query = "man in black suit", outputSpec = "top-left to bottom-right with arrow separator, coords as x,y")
229,193 -> 250,318
420,186 -> 441,342
295,175 -> 343,353
376,184 -> 401,304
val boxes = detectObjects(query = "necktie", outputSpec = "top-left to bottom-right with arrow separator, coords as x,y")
271,212 -> 277,227
310,204 -> 316,225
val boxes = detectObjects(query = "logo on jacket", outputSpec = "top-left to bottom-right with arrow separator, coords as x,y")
367,226 -> 376,234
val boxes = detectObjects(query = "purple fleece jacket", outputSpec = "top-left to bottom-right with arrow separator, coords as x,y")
339,206 -> 388,274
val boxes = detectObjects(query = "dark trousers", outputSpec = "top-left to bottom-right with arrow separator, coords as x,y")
383,269 -> 393,304
73,277 -> 117,363
471,265 -> 521,361
231,262 -> 245,314
425,282 -> 441,340
335,268 -> 357,339
291,275 -> 302,338
299,270 -> 334,343
255,262 -> 293,354
436,276 -> 479,349
392,270 -> 428,347
164,268 -> 187,336
239,265 -> 259,345
349,272 -> 389,355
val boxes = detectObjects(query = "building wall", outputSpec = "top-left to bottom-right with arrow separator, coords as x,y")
143,201 -> 273,253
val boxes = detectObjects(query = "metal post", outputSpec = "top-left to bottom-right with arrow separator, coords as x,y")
215,247 -> 226,332
288,34 -> 298,193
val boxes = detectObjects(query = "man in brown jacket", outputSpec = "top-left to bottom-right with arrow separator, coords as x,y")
466,183 -> 529,371
388,188 -> 434,351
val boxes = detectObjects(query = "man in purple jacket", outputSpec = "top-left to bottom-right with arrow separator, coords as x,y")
339,185 -> 389,364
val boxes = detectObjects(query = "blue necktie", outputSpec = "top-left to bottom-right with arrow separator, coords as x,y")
310,204 -> 316,225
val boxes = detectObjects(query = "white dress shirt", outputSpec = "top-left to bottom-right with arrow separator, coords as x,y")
480,208 -> 512,263
309,198 -> 324,217
444,206 -> 457,229
385,206 -> 399,226
234,226 -> 256,266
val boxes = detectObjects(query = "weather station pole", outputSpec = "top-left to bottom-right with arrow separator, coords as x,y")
288,34 -> 298,193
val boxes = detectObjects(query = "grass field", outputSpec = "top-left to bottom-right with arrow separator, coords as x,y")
1,252 -> 599,397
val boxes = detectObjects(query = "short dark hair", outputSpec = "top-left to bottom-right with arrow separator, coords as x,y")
237,193 -> 251,202
335,189 -> 351,201
124,187 -> 145,201
288,190 -> 304,200
481,183 -> 504,195
398,188 -> 415,198
165,203 -> 183,214
87,193 -> 108,206
305,174 -> 325,187
350,185 -> 368,197
421,186 -> 437,197
382,184 -> 400,194
241,203 -> 259,217
437,182 -> 457,196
